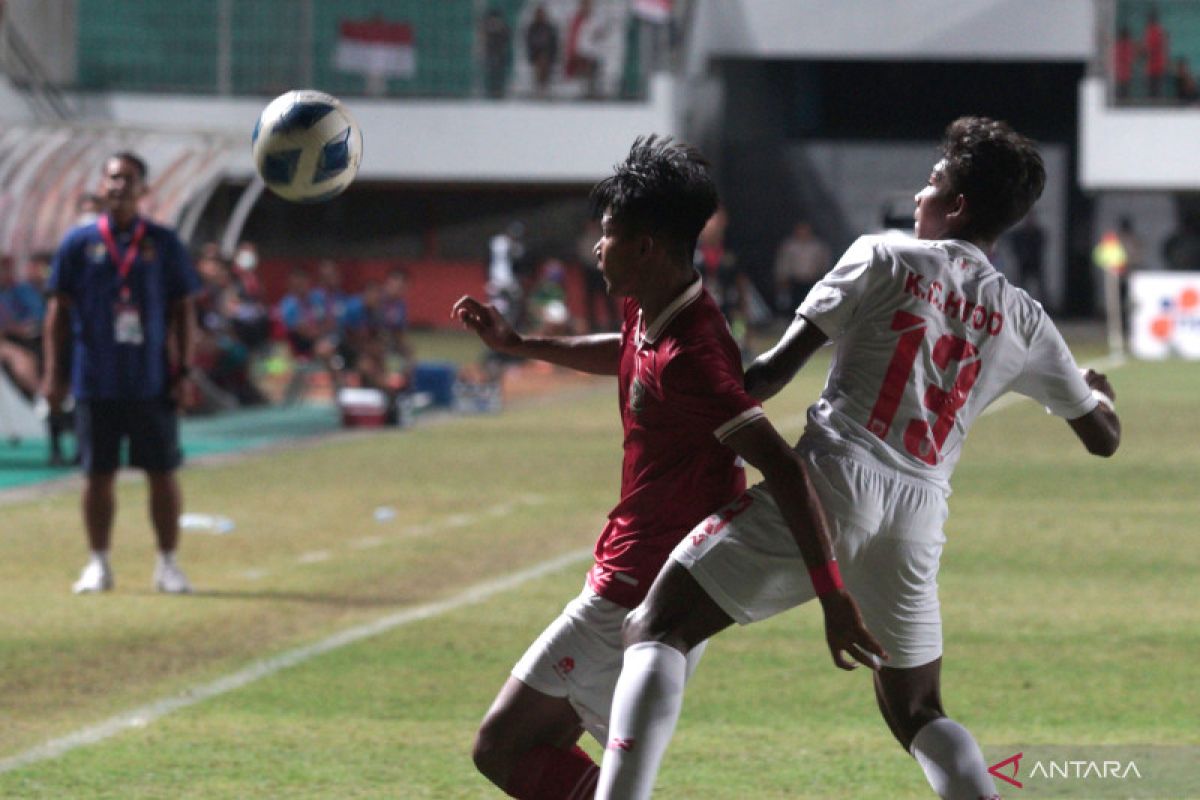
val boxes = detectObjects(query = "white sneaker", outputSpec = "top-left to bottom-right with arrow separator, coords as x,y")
154,561 -> 192,594
72,561 -> 114,594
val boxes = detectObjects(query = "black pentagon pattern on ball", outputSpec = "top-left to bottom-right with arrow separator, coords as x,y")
262,148 -> 302,186
312,127 -> 352,184
271,100 -> 335,135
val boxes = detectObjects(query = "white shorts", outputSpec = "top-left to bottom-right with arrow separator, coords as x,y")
512,585 -> 706,743
672,447 -> 948,669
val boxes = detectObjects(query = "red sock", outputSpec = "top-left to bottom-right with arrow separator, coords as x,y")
506,744 -> 599,800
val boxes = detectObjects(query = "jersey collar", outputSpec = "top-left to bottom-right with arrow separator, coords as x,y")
637,275 -> 703,347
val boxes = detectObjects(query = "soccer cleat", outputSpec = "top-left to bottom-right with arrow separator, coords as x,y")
154,561 -> 192,594
72,561 -> 114,594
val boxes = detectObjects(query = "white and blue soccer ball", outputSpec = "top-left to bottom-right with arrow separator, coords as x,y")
252,89 -> 363,203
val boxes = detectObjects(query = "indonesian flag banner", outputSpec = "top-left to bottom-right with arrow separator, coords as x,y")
335,18 -> 416,78
633,0 -> 672,23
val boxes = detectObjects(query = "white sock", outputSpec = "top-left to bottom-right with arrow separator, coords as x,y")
90,550 -> 110,568
910,717 -> 999,800
594,641 -> 688,800
157,550 -> 176,568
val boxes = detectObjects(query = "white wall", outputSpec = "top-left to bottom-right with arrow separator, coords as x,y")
1080,77 -> 1200,191
688,0 -> 1094,65
90,75 -> 679,183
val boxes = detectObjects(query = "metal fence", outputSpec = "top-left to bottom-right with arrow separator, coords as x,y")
75,0 -> 653,100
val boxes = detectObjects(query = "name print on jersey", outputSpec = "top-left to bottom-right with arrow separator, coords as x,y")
903,267 -> 1004,337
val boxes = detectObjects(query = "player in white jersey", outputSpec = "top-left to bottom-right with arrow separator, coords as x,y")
594,117 -> 1121,799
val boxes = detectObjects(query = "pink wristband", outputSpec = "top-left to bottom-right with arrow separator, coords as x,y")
808,560 -> 844,597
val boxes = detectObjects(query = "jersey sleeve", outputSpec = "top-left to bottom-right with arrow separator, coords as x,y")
47,230 -> 81,300
662,345 -> 764,442
1009,313 -> 1096,419
796,235 -> 879,339
164,230 -> 202,300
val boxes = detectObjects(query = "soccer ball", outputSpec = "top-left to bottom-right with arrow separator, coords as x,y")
251,89 -> 363,203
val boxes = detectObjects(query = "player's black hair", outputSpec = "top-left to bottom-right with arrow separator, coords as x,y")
105,151 -> 149,181
589,135 -> 719,261
939,117 -> 1045,242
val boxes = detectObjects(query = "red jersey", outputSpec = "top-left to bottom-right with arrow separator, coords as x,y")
586,278 -> 764,607
1145,23 -> 1167,76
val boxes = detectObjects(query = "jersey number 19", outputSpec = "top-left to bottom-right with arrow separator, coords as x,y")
866,310 -> 981,465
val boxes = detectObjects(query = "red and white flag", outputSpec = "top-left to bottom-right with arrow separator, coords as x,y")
335,18 -> 416,79
633,0 -> 672,23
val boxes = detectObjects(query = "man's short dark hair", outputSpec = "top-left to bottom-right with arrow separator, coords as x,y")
589,135 -> 719,260
105,151 -> 149,181
940,117 -> 1045,242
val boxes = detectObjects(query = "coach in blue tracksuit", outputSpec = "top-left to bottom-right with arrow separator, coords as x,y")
42,151 -> 202,595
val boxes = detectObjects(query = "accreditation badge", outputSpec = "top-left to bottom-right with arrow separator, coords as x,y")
113,302 -> 144,345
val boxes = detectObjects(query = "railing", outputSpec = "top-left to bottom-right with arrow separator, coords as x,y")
74,0 -> 662,101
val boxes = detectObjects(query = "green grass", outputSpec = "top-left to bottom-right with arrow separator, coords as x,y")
0,344 -> 1197,798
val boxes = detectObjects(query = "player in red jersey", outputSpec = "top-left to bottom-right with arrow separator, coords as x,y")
594,118 -> 1121,799
453,136 -> 884,800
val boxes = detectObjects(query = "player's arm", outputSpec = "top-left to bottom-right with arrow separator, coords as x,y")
743,315 -> 828,401
40,293 -> 72,410
721,417 -> 888,671
1066,368 -> 1121,457
168,294 -> 198,400
451,295 -> 620,375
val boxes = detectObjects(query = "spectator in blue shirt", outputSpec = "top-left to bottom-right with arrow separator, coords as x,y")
42,152 -> 202,595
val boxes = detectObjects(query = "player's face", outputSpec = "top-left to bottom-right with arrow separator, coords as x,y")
101,157 -> 145,216
913,159 -> 959,240
595,211 -> 642,297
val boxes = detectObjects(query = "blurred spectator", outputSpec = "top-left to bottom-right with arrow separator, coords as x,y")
1008,210 -> 1047,302
525,5 -> 559,98
695,208 -> 752,352
487,221 -> 528,326
1116,215 -> 1145,335
192,249 -> 266,409
25,251 -> 76,465
527,258 -> 576,337
75,192 -> 104,226
1143,6 -> 1168,99
480,5 -> 512,99
578,217 -> 616,331
1162,210 -> 1200,271
229,241 -> 271,352
772,220 -> 831,316
633,0 -> 675,75
277,267 -> 339,402
1173,56 -> 1198,103
1113,24 -> 1135,100
0,254 -> 41,398
565,0 -> 599,98
314,258 -> 366,379
377,269 -> 415,368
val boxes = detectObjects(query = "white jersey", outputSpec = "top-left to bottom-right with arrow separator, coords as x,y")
798,233 -> 1096,492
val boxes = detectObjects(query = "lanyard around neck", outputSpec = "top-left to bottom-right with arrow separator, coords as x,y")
97,215 -> 147,290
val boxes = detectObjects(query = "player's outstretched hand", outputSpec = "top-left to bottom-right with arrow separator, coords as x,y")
819,589 -> 888,671
451,296 -> 521,354
1081,367 -> 1115,403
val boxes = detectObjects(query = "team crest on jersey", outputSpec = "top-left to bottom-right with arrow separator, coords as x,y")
628,377 -> 646,415
88,242 -> 107,264
139,239 -> 157,262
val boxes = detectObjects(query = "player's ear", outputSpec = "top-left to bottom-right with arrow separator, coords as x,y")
638,233 -> 655,257
946,193 -> 970,228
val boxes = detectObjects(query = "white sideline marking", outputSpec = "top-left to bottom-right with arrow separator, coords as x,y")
0,547 -> 592,775
773,354 -> 1127,433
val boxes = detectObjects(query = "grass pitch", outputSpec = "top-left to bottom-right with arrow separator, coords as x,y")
0,333 -> 1196,798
